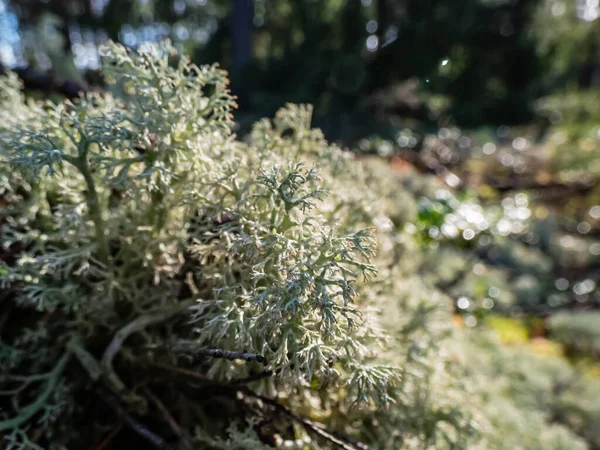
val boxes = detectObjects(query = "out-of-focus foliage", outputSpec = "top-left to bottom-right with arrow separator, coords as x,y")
1,0 -> 597,139
550,311 -> 600,356
449,330 -> 600,450
535,90 -> 600,175
532,0 -> 600,88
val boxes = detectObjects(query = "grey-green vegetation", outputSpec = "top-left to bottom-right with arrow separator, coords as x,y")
1,41 -> 600,450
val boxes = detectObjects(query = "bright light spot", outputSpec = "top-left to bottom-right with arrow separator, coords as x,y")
460,204 -> 484,224
516,207 -> 531,221
91,0 -> 110,16
174,23 -> 190,40
578,222 -> 591,234
501,153 -> 515,166
374,216 -> 393,232
511,222 -> 525,234
488,287 -> 500,298
397,135 -> 409,147
482,142 -> 496,155
555,278 -> 569,291
457,297 -> 470,309
444,172 -> 461,188
0,43 -> 17,67
479,235 -> 492,246
512,137 -> 529,151
473,263 -> 485,275
591,243 -> 600,255
366,20 -> 378,33
428,226 -> 440,238
482,298 -> 494,309
459,136 -> 471,148
377,141 -> 393,156
404,223 -> 417,234
476,220 -> 490,231
577,0 -> 600,21
366,35 -> 379,51
515,193 -> 528,207
173,0 -> 186,14
439,128 -> 451,139
560,235 -> 574,248
463,229 -> 476,240
502,197 -> 515,208
435,189 -> 453,201
496,219 -> 511,235
590,206 -> 600,219
574,279 -> 596,295
465,315 -> 477,327
442,223 -> 459,239
358,139 -> 370,151
441,59 -> 449,66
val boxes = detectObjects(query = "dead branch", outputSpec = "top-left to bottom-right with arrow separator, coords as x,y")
98,388 -> 173,450
101,299 -> 196,393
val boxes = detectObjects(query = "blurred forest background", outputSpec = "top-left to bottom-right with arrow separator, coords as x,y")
1,0 -> 600,447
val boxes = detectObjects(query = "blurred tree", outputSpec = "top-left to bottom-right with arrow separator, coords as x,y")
0,0 -> 597,137
231,0 -> 253,105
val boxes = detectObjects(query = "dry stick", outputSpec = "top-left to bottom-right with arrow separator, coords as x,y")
101,299 -> 197,392
238,388 -> 375,450
68,341 -> 173,450
67,336 -> 103,382
91,422 -> 123,450
99,388 -> 173,450
230,370 -> 273,385
148,363 -> 213,384
149,361 -> 272,385
153,363 -> 373,450
168,343 -> 266,363
144,389 -> 183,437
144,388 -> 193,450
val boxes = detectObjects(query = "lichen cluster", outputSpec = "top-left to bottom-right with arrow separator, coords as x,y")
0,41 -> 596,450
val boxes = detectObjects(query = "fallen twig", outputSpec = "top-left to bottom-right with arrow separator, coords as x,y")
98,388 -> 173,450
230,370 -> 274,385
155,363 -> 373,450
147,362 -> 213,384
101,299 -> 196,392
238,388 -> 374,450
167,343 -> 266,363
91,422 -> 123,450
144,388 -> 193,450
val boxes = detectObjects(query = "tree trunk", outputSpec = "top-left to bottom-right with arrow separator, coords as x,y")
231,0 -> 253,106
